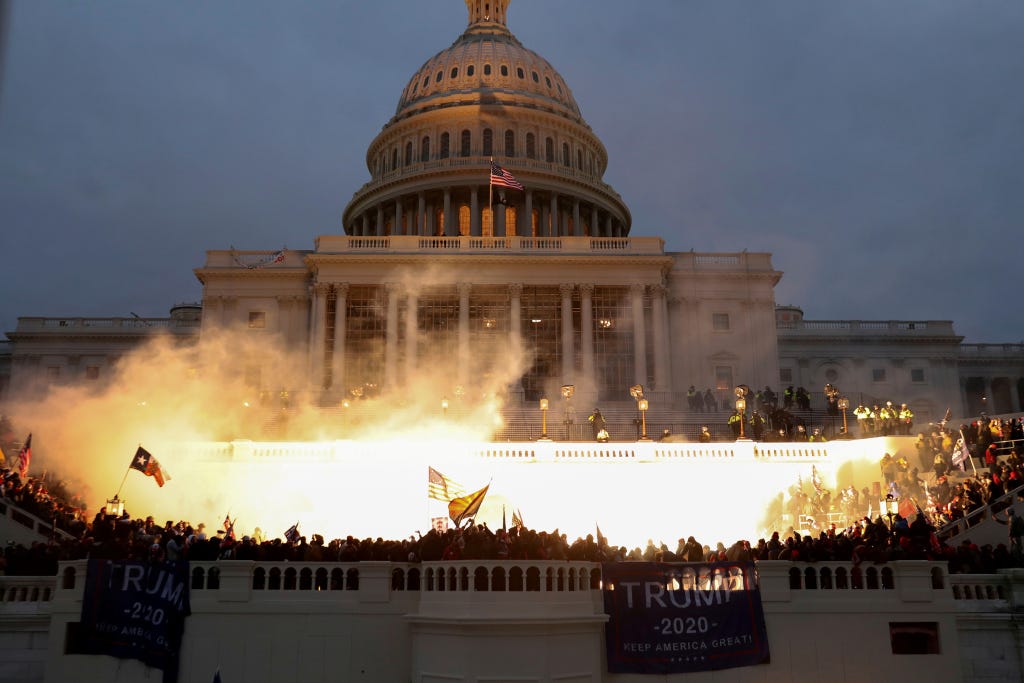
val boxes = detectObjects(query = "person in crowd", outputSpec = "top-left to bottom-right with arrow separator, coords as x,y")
588,408 -> 607,442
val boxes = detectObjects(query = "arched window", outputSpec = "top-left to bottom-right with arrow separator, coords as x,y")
458,205 -> 471,236
461,130 -> 471,157
545,75 -> 552,88
391,148 -> 398,170
577,149 -> 583,169
435,70 -> 442,83
562,142 -> 570,167
482,206 -> 493,236
526,133 -> 536,159
516,67 -> 524,79
421,136 -> 430,163
484,63 -> 492,76
505,206 -> 517,236
545,137 -> 554,162
531,71 -> 539,83
500,64 -> 509,77
504,130 -> 515,157
450,67 -> 458,79
440,132 -> 450,159
467,64 -> 475,77
483,128 -> 493,156
405,142 -> 413,166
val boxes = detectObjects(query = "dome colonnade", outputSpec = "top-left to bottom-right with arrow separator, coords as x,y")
341,0 -> 631,241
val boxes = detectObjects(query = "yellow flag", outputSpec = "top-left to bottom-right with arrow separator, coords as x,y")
448,484 -> 490,527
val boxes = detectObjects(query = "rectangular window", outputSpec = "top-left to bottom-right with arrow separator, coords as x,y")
873,368 -> 887,382
712,313 -> 730,331
85,366 -> 100,380
248,311 -> 266,329
911,368 -> 925,383
889,622 -> 940,655
779,368 -> 792,383
715,366 -> 733,391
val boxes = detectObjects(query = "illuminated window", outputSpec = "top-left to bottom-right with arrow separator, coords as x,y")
458,205 -> 471,235
248,311 -> 266,329
715,366 -> 733,391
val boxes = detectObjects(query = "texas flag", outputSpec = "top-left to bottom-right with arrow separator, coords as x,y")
129,446 -> 170,487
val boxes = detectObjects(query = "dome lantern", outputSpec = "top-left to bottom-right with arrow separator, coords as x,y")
466,0 -> 509,27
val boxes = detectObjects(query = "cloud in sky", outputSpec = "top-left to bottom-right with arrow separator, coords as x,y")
1,0 -> 1022,342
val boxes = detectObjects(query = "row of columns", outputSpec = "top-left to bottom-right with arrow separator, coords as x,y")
349,187 -> 625,239
305,282 -> 672,400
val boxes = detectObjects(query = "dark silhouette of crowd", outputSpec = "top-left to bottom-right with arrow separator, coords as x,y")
5,416 -> 1024,579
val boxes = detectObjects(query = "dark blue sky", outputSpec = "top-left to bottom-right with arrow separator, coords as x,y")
2,1 -> 1022,342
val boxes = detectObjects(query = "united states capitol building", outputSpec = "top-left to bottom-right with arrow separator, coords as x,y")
2,3 -> 1024,680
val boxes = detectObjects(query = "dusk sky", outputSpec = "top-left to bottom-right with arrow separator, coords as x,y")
2,1 -> 1022,343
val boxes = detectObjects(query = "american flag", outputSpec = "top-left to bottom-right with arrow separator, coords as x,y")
428,466 -> 465,501
490,162 -> 524,191
284,522 -> 300,543
17,433 -> 31,479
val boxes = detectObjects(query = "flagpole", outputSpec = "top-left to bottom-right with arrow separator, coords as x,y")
488,156 -> 493,209
114,444 -> 139,499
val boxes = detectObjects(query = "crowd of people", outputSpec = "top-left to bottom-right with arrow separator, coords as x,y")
4,414 -> 1024,580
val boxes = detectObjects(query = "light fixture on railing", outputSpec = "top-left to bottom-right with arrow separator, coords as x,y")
539,397 -> 551,441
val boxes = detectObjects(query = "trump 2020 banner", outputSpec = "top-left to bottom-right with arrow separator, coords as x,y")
80,559 -> 191,683
602,561 -> 769,674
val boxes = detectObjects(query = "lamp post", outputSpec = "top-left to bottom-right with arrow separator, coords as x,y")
838,397 -> 850,434
561,385 -> 575,439
539,397 -> 550,441
881,494 -> 899,529
637,398 -> 650,440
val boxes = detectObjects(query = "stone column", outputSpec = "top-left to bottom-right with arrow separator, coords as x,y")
360,214 -> 368,237
550,194 -> 559,236
470,188 -> 480,237
384,283 -> 400,390
405,289 -> 418,387
524,190 -> 533,237
494,199 -> 505,237
591,206 -> 599,238
276,295 -> 291,346
605,214 -> 613,238
395,200 -> 403,236
560,283 -> 575,387
376,204 -> 384,236
443,189 -> 453,237
579,284 -> 595,395
573,199 -> 581,236
458,282 -> 471,386
310,283 -> 331,391
631,283 -> 648,388
651,283 -> 672,398
332,283 -> 349,394
540,202 -> 549,238
508,283 -> 524,402
417,192 -> 426,236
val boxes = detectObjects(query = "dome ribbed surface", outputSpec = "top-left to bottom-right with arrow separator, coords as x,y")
393,24 -> 582,123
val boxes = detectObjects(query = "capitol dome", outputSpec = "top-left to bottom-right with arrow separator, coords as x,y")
342,0 -> 630,240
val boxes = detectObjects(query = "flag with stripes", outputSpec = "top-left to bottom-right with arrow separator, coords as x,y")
428,466 -> 465,501
17,433 -> 31,479
512,508 -> 524,531
490,162 -> 524,190
284,522 -> 300,543
448,484 -> 489,527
